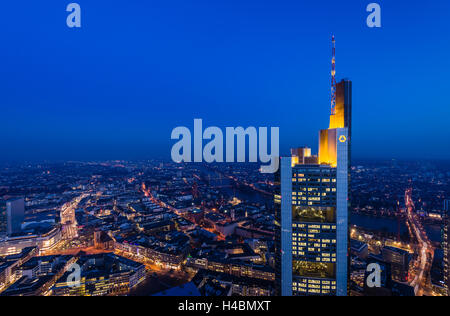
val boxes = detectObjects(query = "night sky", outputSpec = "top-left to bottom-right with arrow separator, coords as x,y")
1,0 -> 449,162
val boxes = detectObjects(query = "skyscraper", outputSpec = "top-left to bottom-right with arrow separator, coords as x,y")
445,200 -> 450,212
6,198 -> 25,236
443,199 -> 450,295
275,37 -> 351,296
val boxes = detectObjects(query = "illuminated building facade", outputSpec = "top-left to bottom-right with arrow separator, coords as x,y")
186,256 -> 275,281
443,200 -> 450,295
0,227 -> 62,257
319,79 -> 352,167
52,253 -> 146,296
275,76 -> 351,296
329,80 -> 352,136
114,231 -> 190,270
0,247 -> 38,292
381,246 -> 410,283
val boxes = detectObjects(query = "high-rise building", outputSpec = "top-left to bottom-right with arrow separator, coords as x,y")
275,107 -> 351,296
443,199 -> 450,295
381,246 -> 410,283
275,39 -> 351,295
6,198 -> 25,236
275,125 -> 350,296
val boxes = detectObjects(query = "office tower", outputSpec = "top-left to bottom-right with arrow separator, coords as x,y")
381,246 -> 410,283
275,36 -> 351,296
275,127 -> 349,296
443,200 -> 450,295
6,198 -> 25,236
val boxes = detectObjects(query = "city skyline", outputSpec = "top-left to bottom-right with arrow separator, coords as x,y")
0,1 -> 449,299
1,1 -> 450,162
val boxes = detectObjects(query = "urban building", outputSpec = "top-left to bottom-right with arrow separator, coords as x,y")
443,199 -> 450,295
7,198 -> 25,236
350,240 -> 369,260
381,246 -> 410,283
1,254 -> 76,296
190,269 -> 274,296
114,231 -> 190,270
0,226 -> 62,256
0,247 -> 38,292
52,253 -> 146,296
363,254 -> 415,296
93,230 -> 114,250
275,37 -> 351,296
187,256 -> 275,281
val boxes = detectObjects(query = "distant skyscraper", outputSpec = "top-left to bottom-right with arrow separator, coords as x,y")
443,199 -> 450,295
275,82 -> 352,296
6,198 -> 25,236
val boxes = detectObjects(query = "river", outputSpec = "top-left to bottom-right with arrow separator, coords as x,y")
351,213 -> 442,243
200,168 -> 443,243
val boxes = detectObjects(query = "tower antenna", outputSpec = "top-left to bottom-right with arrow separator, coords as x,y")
330,35 -> 336,115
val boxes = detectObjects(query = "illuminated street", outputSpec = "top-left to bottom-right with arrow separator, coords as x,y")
60,194 -> 88,240
405,189 -> 434,296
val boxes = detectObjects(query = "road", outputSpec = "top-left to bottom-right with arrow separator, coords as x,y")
405,188 -> 434,296
40,194 -> 89,255
60,194 -> 88,240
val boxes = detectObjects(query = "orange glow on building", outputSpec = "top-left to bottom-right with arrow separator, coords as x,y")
330,76 -> 351,130
318,129 -> 337,167
319,80 -> 352,167
291,80 -> 351,168
328,100 -> 345,129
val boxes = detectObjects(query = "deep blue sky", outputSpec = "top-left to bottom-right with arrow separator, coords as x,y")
1,0 -> 449,162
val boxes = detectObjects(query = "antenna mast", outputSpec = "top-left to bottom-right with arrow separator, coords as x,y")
331,35 -> 336,115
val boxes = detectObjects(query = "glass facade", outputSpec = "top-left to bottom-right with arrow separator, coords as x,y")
444,200 -> 450,295
291,164 -> 338,291
277,129 -> 348,296
275,158 -> 293,296
335,128 -> 349,296
6,198 -> 25,236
